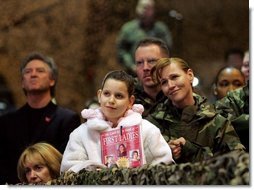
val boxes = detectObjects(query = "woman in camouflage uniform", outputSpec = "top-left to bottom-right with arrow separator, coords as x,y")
146,57 -> 245,163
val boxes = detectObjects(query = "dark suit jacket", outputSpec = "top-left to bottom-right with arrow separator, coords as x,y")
0,101 -> 81,184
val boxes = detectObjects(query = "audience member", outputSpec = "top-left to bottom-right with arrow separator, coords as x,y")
146,58 -> 245,163
224,48 -> 244,69
60,70 -> 174,173
116,0 -> 173,76
213,66 -> 245,100
17,142 -> 62,184
0,52 -> 81,184
241,50 -> 249,81
134,37 -> 169,117
215,80 -> 249,152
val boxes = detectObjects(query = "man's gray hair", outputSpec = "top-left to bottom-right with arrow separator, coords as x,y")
20,52 -> 58,97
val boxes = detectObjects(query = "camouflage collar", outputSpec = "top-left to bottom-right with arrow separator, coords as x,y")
161,93 -> 216,120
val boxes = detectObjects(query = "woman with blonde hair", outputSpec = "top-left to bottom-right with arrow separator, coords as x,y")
17,142 -> 62,184
147,57 -> 245,163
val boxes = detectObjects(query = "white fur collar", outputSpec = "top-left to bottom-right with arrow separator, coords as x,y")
81,104 -> 144,131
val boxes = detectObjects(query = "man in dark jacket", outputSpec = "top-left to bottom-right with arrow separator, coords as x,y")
0,52 -> 81,184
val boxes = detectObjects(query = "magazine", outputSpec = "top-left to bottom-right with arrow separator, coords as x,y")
100,125 -> 143,168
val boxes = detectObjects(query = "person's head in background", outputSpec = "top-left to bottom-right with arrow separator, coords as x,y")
85,96 -> 100,109
97,70 -> 135,127
213,66 -> 245,100
20,52 -> 58,98
17,142 -> 62,184
224,48 -> 244,69
136,0 -> 155,27
152,57 -> 195,109
241,50 -> 249,81
135,37 -> 170,98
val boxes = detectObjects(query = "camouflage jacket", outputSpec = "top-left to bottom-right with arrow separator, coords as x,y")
116,19 -> 173,75
134,81 -> 167,117
146,93 -> 245,163
215,81 -> 249,151
215,81 -> 249,120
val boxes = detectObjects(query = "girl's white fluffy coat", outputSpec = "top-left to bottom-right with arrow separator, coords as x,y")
60,104 -> 174,173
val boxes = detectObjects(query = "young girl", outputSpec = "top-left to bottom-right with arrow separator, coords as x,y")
17,142 -> 62,184
60,70 -> 174,173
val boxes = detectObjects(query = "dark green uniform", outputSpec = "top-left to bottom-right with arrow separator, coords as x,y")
146,93 -> 245,163
215,81 -> 249,151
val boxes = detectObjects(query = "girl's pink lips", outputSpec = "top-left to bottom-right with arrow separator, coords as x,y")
106,106 -> 116,110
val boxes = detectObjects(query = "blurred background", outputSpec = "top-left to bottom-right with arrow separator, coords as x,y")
0,0 -> 249,114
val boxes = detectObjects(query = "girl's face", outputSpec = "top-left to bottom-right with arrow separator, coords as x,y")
24,160 -> 52,184
215,68 -> 245,99
98,79 -> 134,126
160,62 -> 194,108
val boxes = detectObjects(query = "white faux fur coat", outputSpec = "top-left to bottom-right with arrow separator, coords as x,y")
60,104 -> 174,173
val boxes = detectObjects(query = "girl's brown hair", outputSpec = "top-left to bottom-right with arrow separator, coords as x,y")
100,70 -> 135,97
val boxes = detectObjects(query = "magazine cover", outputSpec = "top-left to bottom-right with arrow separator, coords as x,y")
100,125 -> 143,168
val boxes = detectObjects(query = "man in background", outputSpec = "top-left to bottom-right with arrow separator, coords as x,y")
0,52 -> 81,184
134,37 -> 170,117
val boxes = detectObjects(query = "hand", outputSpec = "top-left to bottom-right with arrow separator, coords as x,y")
169,137 -> 186,160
